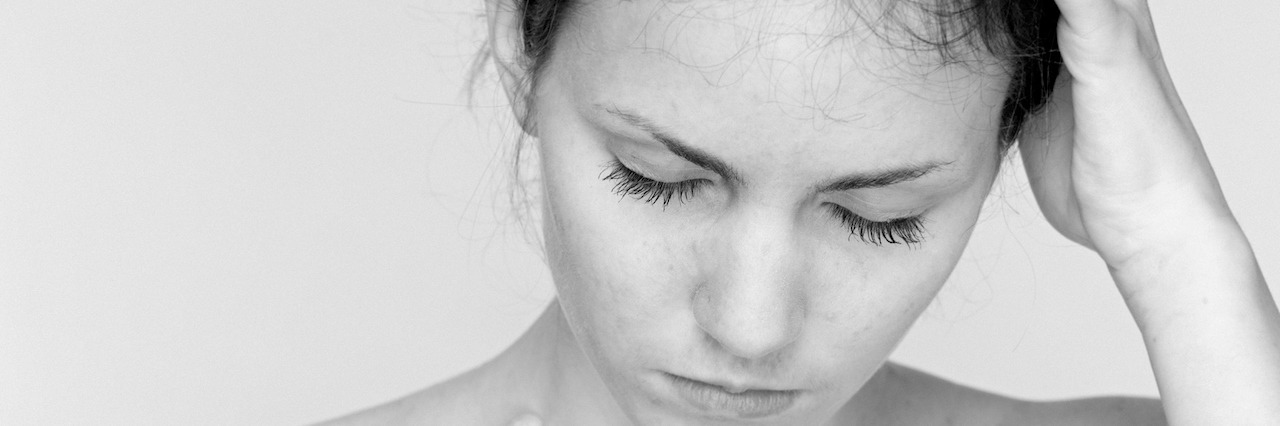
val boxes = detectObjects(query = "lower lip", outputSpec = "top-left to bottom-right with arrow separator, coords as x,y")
666,373 -> 799,419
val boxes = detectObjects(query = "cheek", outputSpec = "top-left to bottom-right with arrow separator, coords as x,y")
538,132 -> 691,364
804,183 -> 991,367
803,246 -> 946,350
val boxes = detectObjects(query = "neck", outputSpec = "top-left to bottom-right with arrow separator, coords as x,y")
487,299 -> 632,424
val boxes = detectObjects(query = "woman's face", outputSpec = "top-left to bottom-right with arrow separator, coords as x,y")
529,1 -> 1007,423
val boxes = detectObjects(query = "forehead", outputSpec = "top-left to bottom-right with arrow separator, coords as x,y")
547,0 -> 1008,166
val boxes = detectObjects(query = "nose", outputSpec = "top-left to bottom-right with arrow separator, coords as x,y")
692,206 -> 807,360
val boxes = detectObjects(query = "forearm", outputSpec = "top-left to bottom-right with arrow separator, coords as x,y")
1114,222 -> 1280,425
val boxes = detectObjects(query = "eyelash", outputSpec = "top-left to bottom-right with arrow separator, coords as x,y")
824,204 -> 926,246
601,160 -> 927,246
601,160 -> 708,207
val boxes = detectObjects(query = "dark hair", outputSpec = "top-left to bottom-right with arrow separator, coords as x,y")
510,0 -> 1062,150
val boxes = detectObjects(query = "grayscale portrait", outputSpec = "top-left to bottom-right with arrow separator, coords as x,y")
4,1 -> 1279,425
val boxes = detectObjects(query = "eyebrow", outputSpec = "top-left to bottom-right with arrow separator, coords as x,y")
601,105 -> 949,191
813,162 -> 948,192
604,106 -> 746,185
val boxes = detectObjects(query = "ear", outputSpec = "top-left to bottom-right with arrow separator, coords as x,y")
485,0 -> 534,135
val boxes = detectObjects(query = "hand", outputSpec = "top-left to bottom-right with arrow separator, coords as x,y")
1019,0 -> 1236,275
1021,2 -> 1280,423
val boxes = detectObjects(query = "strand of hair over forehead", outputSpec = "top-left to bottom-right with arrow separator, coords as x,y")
514,0 -> 1061,148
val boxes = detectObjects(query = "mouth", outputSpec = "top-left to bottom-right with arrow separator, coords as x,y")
663,372 -> 800,419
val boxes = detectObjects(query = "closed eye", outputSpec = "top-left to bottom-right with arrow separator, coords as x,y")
824,204 -> 926,246
600,160 -> 927,246
600,160 -> 708,208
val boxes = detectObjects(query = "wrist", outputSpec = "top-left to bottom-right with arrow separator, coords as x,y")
1108,217 -> 1264,325
1105,219 -> 1280,425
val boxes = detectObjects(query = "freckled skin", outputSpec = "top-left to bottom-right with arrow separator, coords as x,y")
530,1 -> 1006,424
317,0 -> 1251,423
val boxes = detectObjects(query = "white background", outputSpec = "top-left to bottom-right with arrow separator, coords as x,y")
2,1 -> 1277,424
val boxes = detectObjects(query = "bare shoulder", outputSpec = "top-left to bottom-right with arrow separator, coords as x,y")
311,367 -> 518,426
1014,395 -> 1167,426
864,363 -> 1166,425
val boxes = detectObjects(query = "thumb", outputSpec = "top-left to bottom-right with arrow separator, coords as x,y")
1052,0 -> 1125,34
1018,71 -> 1095,250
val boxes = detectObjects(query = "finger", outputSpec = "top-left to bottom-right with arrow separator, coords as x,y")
1019,70 -> 1073,196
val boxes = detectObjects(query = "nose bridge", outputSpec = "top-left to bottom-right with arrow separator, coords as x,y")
693,203 -> 807,360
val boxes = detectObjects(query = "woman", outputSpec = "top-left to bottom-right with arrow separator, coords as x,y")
325,0 -> 1280,424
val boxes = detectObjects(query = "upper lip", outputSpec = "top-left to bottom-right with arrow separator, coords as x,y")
667,372 -> 797,394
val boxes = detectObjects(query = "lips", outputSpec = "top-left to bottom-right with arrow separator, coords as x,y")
665,373 -> 800,419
